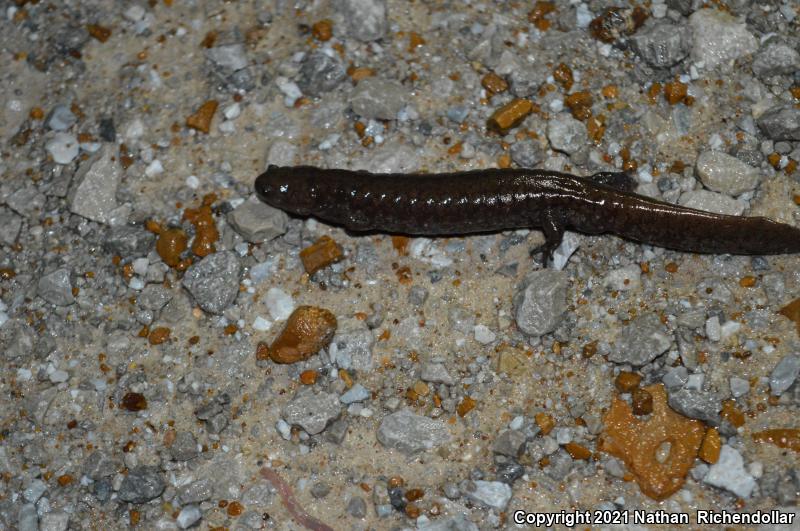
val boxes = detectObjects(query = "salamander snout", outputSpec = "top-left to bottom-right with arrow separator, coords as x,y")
255,165 -> 315,216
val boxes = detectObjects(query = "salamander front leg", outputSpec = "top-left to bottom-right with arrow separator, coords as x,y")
529,208 -> 565,265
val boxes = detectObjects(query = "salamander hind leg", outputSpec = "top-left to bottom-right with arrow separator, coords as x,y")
529,208 -> 566,265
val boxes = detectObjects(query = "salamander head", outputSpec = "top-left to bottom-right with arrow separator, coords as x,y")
255,165 -> 316,216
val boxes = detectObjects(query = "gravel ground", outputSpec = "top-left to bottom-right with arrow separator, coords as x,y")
1,0 -> 800,530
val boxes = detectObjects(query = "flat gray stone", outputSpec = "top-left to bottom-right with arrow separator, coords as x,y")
0,207 -> 22,244
695,150 -> 760,196
547,114 -> 587,155
678,189 -> 746,216
170,431 -> 198,461
757,105 -> 800,141
18,503 -> 38,531
205,43 -> 248,72
296,52 -> 347,97
704,445 -> 756,498
67,146 -> 122,224
329,317 -> 375,370
770,354 -> 800,396
667,387 -> 721,425
339,0 -> 387,41
350,78 -> 407,120
420,362 -> 455,386
227,195 -> 288,243
282,390 -> 341,435
752,40 -> 800,78
462,480 -> 513,510
631,21 -> 690,68
103,225 -> 155,256
118,465 -> 165,503
377,409 -> 450,454
513,270 -> 568,337
688,9 -> 757,69
39,511 -> 69,531
609,314 -> 672,366
182,251 -> 242,314
38,268 -> 74,306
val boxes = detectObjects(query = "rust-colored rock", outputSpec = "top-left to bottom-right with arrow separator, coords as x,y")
664,81 -> 688,105
156,228 -> 188,267
121,392 -> 148,412
148,327 -> 171,345
260,306 -> 337,364
311,20 -> 333,41
457,396 -> 477,417
631,387 -> 653,415
753,428 -> 800,452
487,99 -> 533,133
534,412 -> 555,435
300,235 -> 343,275
186,100 -> 218,134
614,371 -> 641,393
699,427 -> 721,463
599,384 -> 704,500
589,6 -> 648,44
565,442 -> 592,460
183,203 -> 219,257
565,91 -> 593,121
87,24 -> 112,43
553,63 -> 574,91
481,72 -> 508,94
779,297 -> 800,335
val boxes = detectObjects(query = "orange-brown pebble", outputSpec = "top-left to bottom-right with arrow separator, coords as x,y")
349,67 -> 374,82
457,396 -> 477,417
586,114 -> 607,143
589,6 -> 648,43
226,501 -> 244,517
388,476 -> 404,488
534,412 -> 555,435
665,262 -> 678,273
57,474 -> 74,486
582,340 -> 598,359
497,153 -> 512,168
631,388 -> 653,415
392,235 -> 410,255
663,82 -> 688,105
601,85 -> 618,99
121,392 -> 148,411
752,428 -> 800,452
156,228 -> 188,267
405,488 -> 424,501
614,371 -> 641,393
186,100 -> 219,134
148,327 -> 171,345
720,399 -> 745,428
565,91 -> 593,120
564,442 -> 592,460
779,297 -> 800,335
699,428 -> 721,463
552,63 -> 573,91
487,99 -> 533,133
405,504 -> 421,519
528,1 -> 556,30
599,384 -> 704,500
299,235 -> 344,275
299,370 -> 318,385
29,107 -> 44,120
739,276 -> 757,288
260,306 -> 337,364
0,268 -> 16,280
407,31 -> 425,52
311,20 -> 333,41
87,24 -> 112,42
183,204 -> 219,257
481,72 -> 508,94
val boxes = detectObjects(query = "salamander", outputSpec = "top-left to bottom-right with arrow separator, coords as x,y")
254,165 -> 800,258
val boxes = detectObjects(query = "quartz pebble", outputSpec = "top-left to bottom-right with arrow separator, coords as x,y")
45,132 -> 79,164
703,445 -> 756,499
377,409 -> 450,454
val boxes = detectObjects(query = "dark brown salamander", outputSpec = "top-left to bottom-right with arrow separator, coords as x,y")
255,165 -> 800,258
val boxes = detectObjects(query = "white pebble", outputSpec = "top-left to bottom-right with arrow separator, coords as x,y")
252,316 -> 271,331
720,320 -> 741,340
124,5 -> 146,22
185,175 -> 200,188
275,77 -> 302,106
124,118 -> 145,140
46,132 -> 79,164
17,368 -> 32,381
223,103 -> 241,120
132,258 -> 149,276
265,288 -> 295,321
473,324 -> 496,344
144,159 -> 164,177
129,277 -> 145,291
